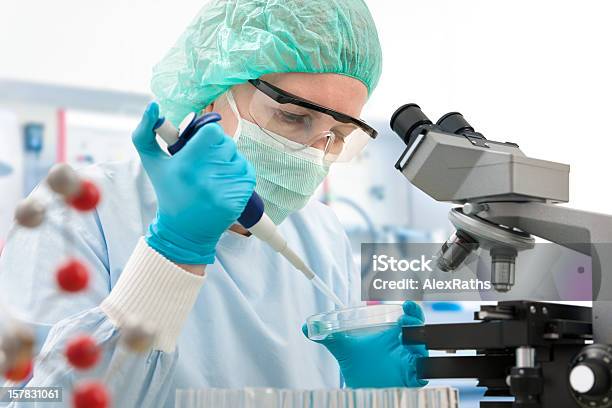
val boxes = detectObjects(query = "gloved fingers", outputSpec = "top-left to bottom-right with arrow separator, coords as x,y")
219,154 -> 257,183
405,372 -> 429,388
402,348 -> 429,388
406,373 -> 429,388
132,102 -> 165,157
180,122 -> 228,160
402,301 -> 425,322
203,137 -> 238,164
301,323 -> 311,340
245,159 -> 256,179
413,344 -> 428,357
231,153 -> 256,178
205,158 -> 254,179
415,379 -> 429,387
402,342 -> 428,356
235,151 -> 256,179
203,148 -> 255,178
397,315 -> 423,327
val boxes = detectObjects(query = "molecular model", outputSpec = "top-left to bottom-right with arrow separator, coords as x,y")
6,163 -> 155,408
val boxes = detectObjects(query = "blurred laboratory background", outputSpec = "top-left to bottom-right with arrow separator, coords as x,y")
1,1 -> 611,406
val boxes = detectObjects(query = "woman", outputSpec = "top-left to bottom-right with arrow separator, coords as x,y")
0,0 -> 426,406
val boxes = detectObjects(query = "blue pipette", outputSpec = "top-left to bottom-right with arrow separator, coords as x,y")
153,112 -> 345,309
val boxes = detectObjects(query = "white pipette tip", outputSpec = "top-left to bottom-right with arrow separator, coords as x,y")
311,275 -> 346,309
247,212 -> 346,309
277,244 -> 346,308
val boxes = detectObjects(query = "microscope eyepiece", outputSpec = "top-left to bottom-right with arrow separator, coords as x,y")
390,103 -> 433,145
436,112 -> 474,135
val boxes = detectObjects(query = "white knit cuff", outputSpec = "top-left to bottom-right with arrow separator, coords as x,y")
101,237 -> 205,352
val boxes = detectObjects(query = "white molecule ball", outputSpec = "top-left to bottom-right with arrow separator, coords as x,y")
47,163 -> 80,197
14,198 -> 45,228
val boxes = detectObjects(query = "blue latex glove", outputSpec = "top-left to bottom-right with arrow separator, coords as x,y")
132,102 -> 256,264
303,301 -> 428,388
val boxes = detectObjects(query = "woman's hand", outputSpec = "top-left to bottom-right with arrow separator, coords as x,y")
132,102 -> 256,266
303,301 -> 428,388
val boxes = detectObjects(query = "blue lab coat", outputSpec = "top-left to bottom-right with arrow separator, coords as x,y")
0,159 -> 360,407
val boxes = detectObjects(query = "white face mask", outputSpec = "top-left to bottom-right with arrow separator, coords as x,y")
226,91 -> 330,225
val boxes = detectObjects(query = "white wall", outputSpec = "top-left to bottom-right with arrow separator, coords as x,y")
2,0 -> 611,213
367,0 -> 612,214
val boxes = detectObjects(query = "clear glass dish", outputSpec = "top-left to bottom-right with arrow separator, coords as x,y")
305,304 -> 403,341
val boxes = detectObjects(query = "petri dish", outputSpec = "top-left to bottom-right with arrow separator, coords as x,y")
306,304 -> 403,341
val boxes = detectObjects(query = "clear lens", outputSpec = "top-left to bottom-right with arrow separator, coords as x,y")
247,88 -> 372,163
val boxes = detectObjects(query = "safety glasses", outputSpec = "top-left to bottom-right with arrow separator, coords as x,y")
247,78 -> 377,163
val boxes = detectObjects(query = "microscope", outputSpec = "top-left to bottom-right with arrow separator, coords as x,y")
390,104 -> 612,408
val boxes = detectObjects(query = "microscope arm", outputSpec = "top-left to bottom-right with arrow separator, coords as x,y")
481,202 -> 612,254
481,201 -> 612,342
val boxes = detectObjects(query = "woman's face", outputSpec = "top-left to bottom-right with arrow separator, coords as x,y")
208,72 -> 369,140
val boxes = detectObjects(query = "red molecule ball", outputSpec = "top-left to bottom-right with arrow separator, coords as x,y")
68,180 -> 100,211
4,359 -> 32,382
72,381 -> 109,408
56,259 -> 89,292
65,335 -> 101,370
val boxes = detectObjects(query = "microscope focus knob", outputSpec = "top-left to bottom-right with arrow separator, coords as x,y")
569,363 -> 608,395
569,344 -> 612,406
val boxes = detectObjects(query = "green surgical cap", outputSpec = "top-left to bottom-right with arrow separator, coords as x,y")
151,0 -> 382,126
